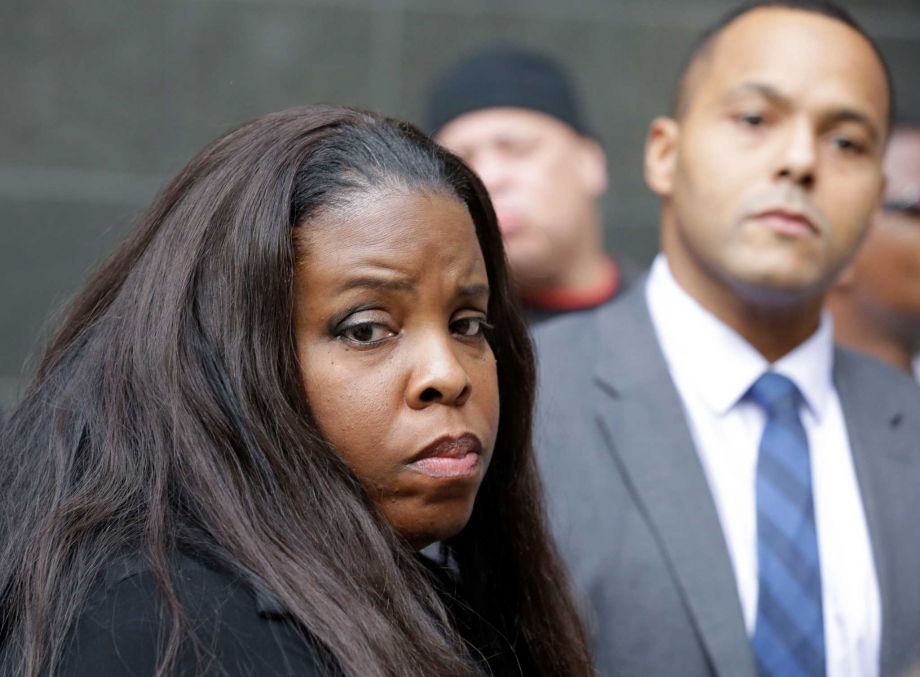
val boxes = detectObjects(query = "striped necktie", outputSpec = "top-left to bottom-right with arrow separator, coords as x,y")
749,372 -> 826,677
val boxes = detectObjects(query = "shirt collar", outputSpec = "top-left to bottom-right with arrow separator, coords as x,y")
645,254 -> 835,420
772,314 -> 835,420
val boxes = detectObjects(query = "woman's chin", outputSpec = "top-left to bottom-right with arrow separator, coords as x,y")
389,499 -> 477,551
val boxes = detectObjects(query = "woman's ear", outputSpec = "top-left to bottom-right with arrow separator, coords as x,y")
644,117 -> 680,197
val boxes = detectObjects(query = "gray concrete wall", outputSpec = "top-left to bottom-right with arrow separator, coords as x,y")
2,0 -> 919,409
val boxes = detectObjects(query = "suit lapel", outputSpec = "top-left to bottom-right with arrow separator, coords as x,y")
591,283 -> 756,677
835,351 -> 920,675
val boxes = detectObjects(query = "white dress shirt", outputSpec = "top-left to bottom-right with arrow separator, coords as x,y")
645,255 -> 880,677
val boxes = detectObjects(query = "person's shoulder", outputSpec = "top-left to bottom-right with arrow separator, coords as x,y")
532,293 -> 624,350
532,305 -> 596,346
61,552 -> 328,676
531,306 -> 602,386
835,346 -> 920,402
532,282 -> 646,369
835,346 -> 920,439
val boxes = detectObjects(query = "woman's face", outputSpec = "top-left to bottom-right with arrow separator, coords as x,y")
294,189 -> 500,548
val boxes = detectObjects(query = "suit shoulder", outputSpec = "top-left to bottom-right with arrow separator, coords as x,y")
836,347 -> 920,402
532,302 -> 621,375
532,305 -> 598,345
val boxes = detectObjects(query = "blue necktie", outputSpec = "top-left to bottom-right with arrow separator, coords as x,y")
749,372 -> 826,677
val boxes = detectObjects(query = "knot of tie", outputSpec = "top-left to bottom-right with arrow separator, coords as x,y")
748,371 -> 801,418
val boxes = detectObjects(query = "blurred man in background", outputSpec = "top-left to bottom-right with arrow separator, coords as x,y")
427,48 -> 633,323
828,122 -> 920,377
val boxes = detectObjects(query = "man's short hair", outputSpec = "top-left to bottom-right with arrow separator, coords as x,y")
671,0 -> 894,125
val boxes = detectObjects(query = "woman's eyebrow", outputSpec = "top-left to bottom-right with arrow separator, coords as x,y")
457,283 -> 490,298
336,276 -> 417,294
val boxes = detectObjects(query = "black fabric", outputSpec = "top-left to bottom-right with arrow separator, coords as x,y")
52,551 -> 523,676
59,554 -> 332,676
426,47 -> 589,136
416,551 -> 530,677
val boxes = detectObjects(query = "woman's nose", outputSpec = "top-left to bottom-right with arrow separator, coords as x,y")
405,333 -> 471,409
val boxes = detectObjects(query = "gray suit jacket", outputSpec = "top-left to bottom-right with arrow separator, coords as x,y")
533,278 -> 920,677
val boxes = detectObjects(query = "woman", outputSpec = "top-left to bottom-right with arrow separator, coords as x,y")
0,107 -> 590,676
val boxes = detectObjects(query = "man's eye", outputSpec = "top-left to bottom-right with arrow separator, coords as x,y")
497,139 -> 539,158
339,322 -> 394,344
830,135 -> 866,154
737,113 -> 765,127
451,316 -> 493,338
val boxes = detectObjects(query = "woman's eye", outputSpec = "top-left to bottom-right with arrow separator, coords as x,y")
339,322 -> 395,344
451,316 -> 493,338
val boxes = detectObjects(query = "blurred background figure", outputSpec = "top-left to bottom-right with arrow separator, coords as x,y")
427,48 -> 634,323
828,122 -> 920,377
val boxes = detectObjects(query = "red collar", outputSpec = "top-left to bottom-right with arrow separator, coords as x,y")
523,257 -> 620,312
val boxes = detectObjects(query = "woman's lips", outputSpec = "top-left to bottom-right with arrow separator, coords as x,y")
407,433 -> 483,479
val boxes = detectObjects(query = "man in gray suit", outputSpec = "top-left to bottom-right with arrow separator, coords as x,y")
534,2 -> 920,676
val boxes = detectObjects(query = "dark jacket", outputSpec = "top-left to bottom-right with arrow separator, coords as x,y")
60,554 -> 330,676
57,551 -> 521,676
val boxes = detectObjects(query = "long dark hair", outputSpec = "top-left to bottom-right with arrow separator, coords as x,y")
0,106 -> 589,676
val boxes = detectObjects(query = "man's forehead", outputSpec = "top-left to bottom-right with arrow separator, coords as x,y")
679,7 -> 889,124
715,9 -> 878,68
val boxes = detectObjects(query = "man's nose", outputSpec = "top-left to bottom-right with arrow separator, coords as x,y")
776,119 -> 817,189
405,332 -> 471,409
471,152 -> 512,195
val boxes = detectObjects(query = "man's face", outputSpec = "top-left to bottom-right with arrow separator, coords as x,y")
436,108 -> 606,288
646,8 -> 888,306
846,129 -> 920,330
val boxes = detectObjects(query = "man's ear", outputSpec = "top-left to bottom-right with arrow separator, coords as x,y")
645,117 -> 680,196
576,137 -> 608,198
